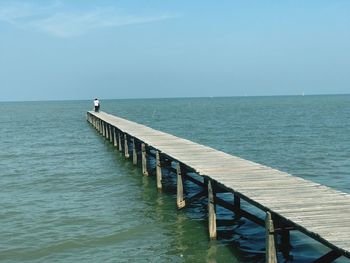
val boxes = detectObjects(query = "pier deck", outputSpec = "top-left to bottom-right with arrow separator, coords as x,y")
87,111 -> 350,262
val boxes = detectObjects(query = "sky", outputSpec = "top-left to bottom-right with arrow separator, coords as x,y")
0,0 -> 349,101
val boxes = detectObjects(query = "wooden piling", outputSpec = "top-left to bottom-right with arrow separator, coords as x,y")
156,151 -> 162,190
106,124 -> 110,140
102,122 -> 106,137
208,180 -> 217,240
281,228 -> 291,259
113,127 -> 118,147
265,212 -> 277,263
118,132 -> 122,152
141,143 -> 148,176
233,194 -> 241,218
176,162 -> 186,209
109,125 -> 113,143
124,134 -> 130,158
132,138 -> 137,165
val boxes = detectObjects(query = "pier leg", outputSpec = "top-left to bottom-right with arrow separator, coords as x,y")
106,124 -> 109,140
99,120 -> 102,134
208,180 -> 217,240
176,162 -> 186,209
265,212 -> 277,263
102,122 -> 106,137
141,143 -> 149,176
234,194 -> 240,211
280,229 -> 291,260
109,125 -> 113,143
118,132 -> 122,152
234,193 -> 241,218
124,134 -> 130,158
132,138 -> 137,165
113,128 -> 118,147
156,151 -> 162,190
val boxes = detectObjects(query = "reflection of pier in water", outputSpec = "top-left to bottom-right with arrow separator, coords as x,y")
87,111 -> 350,262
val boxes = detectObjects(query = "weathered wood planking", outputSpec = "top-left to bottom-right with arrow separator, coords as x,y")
88,111 -> 350,259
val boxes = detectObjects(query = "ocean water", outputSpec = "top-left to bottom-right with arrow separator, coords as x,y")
0,95 -> 349,262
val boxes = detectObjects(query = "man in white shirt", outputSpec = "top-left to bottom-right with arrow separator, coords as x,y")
94,98 -> 100,112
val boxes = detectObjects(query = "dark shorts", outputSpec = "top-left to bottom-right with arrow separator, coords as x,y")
94,105 -> 100,112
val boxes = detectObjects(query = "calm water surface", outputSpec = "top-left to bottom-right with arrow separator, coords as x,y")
0,95 -> 349,262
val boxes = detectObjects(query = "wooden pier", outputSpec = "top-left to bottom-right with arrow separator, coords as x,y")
87,111 -> 350,262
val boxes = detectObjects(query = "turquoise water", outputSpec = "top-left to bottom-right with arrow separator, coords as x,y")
0,95 -> 349,262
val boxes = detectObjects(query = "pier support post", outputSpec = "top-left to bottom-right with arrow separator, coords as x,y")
113,128 -> 118,147
103,122 -> 106,137
124,134 -> 130,158
176,162 -> 186,209
234,194 -> 240,211
280,228 -> 291,259
141,143 -> 148,176
109,125 -> 113,143
99,120 -> 102,134
106,124 -> 110,140
234,193 -> 241,219
118,132 -> 122,152
208,180 -> 217,240
132,138 -> 137,165
265,212 -> 277,263
156,151 -> 162,190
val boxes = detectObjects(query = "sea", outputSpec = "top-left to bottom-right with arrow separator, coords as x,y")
0,95 -> 349,262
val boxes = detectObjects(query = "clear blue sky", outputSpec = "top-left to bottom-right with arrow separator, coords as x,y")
0,0 -> 349,101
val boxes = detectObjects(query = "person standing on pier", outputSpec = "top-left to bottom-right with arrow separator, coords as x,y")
94,98 -> 100,112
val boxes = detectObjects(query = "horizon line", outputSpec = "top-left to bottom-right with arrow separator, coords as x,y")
1,92 -> 349,103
